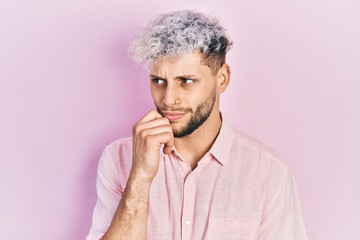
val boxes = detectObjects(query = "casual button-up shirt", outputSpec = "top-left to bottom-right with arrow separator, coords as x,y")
86,116 -> 308,240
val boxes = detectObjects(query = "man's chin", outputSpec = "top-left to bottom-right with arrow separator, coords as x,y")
170,124 -> 189,138
171,126 -> 184,136
173,132 -> 186,138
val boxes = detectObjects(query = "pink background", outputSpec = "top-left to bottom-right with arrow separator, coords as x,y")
1,0 -> 359,239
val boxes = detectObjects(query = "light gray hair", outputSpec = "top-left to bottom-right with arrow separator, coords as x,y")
128,9 -> 233,73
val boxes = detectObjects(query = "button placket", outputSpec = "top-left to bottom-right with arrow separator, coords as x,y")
181,174 -> 196,240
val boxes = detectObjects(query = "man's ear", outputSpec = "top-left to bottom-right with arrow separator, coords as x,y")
216,63 -> 231,94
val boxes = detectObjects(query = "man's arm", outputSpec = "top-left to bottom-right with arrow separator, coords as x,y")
100,109 -> 174,240
100,172 -> 152,240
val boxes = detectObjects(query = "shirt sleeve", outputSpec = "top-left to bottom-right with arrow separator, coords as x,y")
257,165 -> 308,240
86,145 -> 124,240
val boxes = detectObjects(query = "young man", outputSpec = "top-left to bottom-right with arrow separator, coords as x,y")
86,10 -> 308,240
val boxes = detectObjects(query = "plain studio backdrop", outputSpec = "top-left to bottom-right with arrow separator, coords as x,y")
0,0 -> 359,239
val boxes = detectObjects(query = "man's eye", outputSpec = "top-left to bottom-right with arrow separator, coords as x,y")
183,79 -> 194,84
153,79 -> 165,85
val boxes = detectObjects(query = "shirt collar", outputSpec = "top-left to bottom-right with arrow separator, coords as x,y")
208,113 -> 235,166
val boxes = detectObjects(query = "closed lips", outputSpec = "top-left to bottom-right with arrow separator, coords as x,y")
163,113 -> 185,121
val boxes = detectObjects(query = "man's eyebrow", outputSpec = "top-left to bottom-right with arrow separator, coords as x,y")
149,74 -> 198,79
150,74 -> 163,79
176,74 -> 198,79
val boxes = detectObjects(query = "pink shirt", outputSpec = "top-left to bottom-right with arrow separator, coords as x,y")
86,117 -> 308,240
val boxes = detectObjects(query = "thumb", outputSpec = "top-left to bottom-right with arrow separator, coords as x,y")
163,144 -> 173,154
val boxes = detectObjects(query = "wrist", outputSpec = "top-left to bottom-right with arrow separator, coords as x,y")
123,170 -> 152,209
129,168 -> 154,185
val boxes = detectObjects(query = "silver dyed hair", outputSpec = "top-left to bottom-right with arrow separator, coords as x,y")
128,9 -> 233,73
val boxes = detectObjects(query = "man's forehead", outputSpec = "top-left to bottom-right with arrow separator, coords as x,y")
149,52 -> 210,78
149,67 -> 203,80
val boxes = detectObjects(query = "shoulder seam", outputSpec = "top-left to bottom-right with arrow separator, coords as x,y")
261,164 -> 291,219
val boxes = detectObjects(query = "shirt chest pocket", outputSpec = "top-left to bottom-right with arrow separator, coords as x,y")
206,218 -> 254,240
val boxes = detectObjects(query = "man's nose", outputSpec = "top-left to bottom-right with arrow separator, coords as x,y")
162,84 -> 180,107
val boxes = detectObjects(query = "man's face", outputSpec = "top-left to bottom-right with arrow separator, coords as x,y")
150,51 -> 218,138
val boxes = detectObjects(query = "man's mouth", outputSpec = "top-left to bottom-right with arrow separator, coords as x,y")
162,112 -> 186,121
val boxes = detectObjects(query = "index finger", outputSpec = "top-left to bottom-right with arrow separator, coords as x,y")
138,109 -> 164,123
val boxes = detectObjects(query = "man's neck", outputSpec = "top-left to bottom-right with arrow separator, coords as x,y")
174,109 -> 222,170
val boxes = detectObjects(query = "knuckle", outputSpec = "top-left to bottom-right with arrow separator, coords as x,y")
133,124 -> 141,135
144,135 -> 153,144
163,117 -> 170,124
139,129 -> 148,139
132,123 -> 137,132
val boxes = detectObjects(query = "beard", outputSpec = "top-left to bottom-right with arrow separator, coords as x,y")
156,87 -> 217,138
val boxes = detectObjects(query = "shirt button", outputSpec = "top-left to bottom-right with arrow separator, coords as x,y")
187,176 -> 192,182
185,219 -> 191,224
